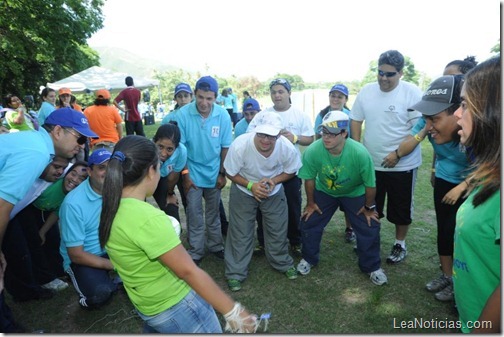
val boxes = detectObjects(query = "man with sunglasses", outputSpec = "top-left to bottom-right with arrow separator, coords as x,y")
0,107 -> 97,331
247,78 -> 314,256
297,111 -> 387,285
224,111 -> 301,291
350,50 -> 423,265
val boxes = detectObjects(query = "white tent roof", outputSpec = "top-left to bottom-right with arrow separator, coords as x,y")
46,66 -> 159,93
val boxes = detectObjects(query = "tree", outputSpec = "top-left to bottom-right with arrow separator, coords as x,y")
0,0 -> 104,102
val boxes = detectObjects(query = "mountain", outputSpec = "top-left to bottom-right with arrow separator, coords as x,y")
93,46 -> 181,79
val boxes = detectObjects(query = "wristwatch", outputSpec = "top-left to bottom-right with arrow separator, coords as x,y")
364,204 -> 376,211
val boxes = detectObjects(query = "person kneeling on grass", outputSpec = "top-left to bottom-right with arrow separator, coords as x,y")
99,136 -> 257,333
223,111 -> 301,292
296,111 -> 387,285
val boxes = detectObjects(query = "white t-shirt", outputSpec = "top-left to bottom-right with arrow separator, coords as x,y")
350,81 -> 423,171
246,105 -> 314,156
224,133 -> 302,197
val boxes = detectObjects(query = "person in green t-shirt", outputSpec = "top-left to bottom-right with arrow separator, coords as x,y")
296,111 -> 387,286
452,55 -> 500,333
99,136 -> 257,333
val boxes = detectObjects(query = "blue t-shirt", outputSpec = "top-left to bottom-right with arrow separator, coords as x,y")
0,128 -> 54,205
175,101 -> 232,188
412,118 -> 471,184
161,108 -> 180,125
160,143 -> 187,177
314,107 -> 351,137
233,118 -> 249,139
59,179 -> 106,271
37,101 -> 56,126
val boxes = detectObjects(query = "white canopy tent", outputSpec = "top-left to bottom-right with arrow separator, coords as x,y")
46,66 -> 162,102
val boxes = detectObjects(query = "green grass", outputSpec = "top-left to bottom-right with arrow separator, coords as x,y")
8,123 -> 459,333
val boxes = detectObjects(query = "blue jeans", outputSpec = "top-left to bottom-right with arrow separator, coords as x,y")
300,190 -> 381,273
137,290 -> 222,333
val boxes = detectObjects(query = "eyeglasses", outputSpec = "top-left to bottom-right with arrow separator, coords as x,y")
378,70 -> 398,78
320,130 -> 342,138
256,133 -> 279,141
64,128 -> 88,145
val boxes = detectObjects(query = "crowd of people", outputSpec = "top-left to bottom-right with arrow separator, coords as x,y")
0,50 -> 499,333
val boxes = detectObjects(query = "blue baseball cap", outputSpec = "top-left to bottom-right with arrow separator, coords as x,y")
195,76 -> 218,94
242,98 -> 261,112
174,83 -> 193,97
88,149 -> 112,166
329,84 -> 349,97
44,107 -> 98,138
269,78 -> 291,92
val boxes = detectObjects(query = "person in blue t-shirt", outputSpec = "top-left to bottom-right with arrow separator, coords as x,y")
396,75 -> 471,303
174,76 -> 232,265
59,150 -> 119,308
152,122 -> 187,223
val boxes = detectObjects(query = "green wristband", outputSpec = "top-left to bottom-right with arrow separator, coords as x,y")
247,181 -> 254,191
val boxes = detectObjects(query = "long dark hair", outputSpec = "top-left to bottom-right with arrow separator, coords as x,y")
152,121 -> 180,148
463,56 -> 500,206
99,136 -> 159,247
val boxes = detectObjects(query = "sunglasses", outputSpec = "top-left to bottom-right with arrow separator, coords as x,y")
320,130 -> 343,138
256,133 -> 279,141
269,78 -> 290,90
64,128 -> 88,145
378,70 -> 398,78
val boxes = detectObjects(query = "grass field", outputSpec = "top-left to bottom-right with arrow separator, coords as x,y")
8,122 -> 460,333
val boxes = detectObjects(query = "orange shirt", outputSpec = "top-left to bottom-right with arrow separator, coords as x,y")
84,105 -> 123,146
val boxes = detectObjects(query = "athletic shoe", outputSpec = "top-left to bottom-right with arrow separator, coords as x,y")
425,274 -> 451,292
227,279 -> 241,292
253,244 -> 265,256
386,244 -> 407,264
345,228 -> 356,243
291,244 -> 302,256
41,278 -> 68,292
434,283 -> 454,302
369,268 -> 388,285
285,267 -> 298,280
212,250 -> 225,260
296,259 -> 312,276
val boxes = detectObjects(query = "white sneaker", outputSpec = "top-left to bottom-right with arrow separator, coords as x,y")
41,278 -> 69,291
296,259 -> 312,275
370,268 -> 388,286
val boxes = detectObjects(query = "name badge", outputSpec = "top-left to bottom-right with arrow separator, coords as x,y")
211,126 -> 220,137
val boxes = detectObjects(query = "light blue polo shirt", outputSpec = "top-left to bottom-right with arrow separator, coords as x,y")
175,101 -> 232,188
0,128 -> 54,205
412,118 -> 471,184
59,179 -> 106,271
160,143 -> 187,177
233,118 -> 249,139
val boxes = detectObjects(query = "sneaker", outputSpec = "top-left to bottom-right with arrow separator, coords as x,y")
291,244 -> 302,256
369,268 -> 388,285
296,259 -> 312,276
434,283 -> 454,302
41,278 -> 68,292
253,244 -> 265,256
426,274 -> 452,292
212,249 -> 225,260
285,266 -> 298,280
227,279 -> 241,292
345,228 -> 356,243
386,244 -> 407,264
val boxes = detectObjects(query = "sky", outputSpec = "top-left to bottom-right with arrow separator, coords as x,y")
88,0 -> 501,83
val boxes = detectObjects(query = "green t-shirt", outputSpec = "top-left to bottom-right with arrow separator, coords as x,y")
105,198 -> 191,316
5,110 -> 35,131
298,138 -> 375,197
453,188 -> 500,332
33,179 -> 66,211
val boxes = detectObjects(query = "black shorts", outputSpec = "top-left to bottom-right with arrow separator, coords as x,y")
375,169 -> 417,226
434,177 -> 465,256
